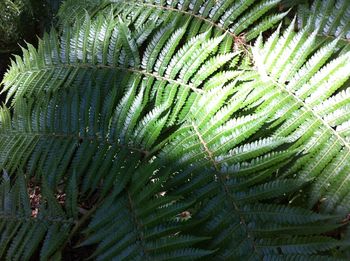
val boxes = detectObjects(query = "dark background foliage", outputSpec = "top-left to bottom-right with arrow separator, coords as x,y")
0,0 -> 61,82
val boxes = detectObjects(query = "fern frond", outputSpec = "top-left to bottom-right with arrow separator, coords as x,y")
243,25 -> 350,213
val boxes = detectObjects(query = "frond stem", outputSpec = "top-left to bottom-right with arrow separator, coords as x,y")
126,189 -> 151,259
191,122 -> 262,259
0,213 -> 73,224
191,122 -> 218,170
124,1 -> 241,41
260,72 -> 350,153
0,131 -> 149,155
316,33 -> 350,44
12,63 -> 204,94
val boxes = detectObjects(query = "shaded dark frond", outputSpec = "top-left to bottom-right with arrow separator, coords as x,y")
0,173 -> 75,260
297,0 -> 350,48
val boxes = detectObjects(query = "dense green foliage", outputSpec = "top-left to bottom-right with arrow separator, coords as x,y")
0,0 -> 350,260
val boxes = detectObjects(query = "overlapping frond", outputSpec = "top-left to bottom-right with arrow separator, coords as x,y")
156,86 -> 344,260
82,161 -> 212,260
0,13 -> 243,191
80,83 -> 345,260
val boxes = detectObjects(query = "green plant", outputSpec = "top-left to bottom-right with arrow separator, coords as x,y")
0,0 -> 350,260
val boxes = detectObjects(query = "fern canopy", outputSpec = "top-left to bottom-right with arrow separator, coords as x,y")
0,0 -> 350,260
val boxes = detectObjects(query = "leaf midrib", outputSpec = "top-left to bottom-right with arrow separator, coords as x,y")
7,63 -> 204,95
259,71 -> 350,152
191,121 -> 263,260
123,0 -> 240,40
0,131 -> 149,155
